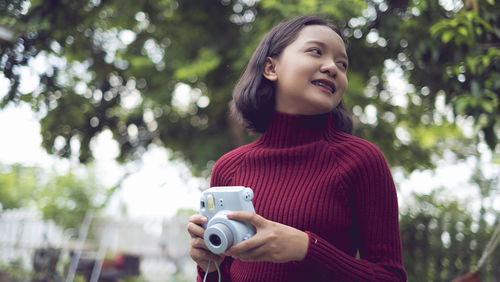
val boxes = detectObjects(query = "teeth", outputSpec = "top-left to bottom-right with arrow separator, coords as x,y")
312,81 -> 334,93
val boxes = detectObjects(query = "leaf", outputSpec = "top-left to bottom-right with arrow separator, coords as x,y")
174,48 -> 221,81
470,80 -> 481,97
454,97 -> 470,115
442,31 -> 454,43
130,56 -> 154,68
430,22 -> 447,38
458,26 -> 468,37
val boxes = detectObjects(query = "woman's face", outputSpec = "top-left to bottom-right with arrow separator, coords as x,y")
264,25 -> 349,115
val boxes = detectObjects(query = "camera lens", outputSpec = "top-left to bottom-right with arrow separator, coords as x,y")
204,222 -> 234,254
209,234 -> 222,246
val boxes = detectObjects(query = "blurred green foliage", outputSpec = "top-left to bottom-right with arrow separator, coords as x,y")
400,161 -> 500,280
0,164 -> 37,209
0,259 -> 32,282
400,191 -> 500,281
1,0 -> 500,280
37,168 -> 109,231
1,0 -> 498,175
0,164 -> 111,231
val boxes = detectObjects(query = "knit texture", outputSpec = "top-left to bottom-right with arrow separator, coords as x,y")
198,111 -> 407,281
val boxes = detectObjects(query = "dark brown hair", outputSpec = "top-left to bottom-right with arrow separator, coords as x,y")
231,15 -> 353,134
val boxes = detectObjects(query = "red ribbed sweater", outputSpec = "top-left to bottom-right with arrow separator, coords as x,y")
198,111 -> 407,281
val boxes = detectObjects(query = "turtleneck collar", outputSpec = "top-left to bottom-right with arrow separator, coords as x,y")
257,111 -> 338,148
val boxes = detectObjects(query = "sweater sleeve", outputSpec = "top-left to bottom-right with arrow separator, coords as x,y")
298,141 -> 407,281
210,146 -> 248,187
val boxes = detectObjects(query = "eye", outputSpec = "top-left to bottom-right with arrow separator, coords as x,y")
337,61 -> 348,71
308,48 -> 322,56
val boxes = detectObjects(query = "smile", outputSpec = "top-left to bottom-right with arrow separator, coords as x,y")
312,80 -> 335,94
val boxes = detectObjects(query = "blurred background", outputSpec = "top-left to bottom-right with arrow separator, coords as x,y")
0,0 -> 499,281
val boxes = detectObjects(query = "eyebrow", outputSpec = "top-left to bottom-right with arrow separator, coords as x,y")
304,40 -> 349,60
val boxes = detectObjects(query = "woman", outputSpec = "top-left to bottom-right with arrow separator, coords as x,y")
187,15 -> 407,281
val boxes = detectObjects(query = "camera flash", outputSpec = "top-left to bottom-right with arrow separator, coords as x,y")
207,194 -> 216,212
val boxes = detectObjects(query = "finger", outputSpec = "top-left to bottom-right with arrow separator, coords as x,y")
190,245 -> 224,262
191,237 -> 209,250
189,214 -> 208,224
187,222 -> 206,238
230,245 -> 268,262
191,237 -> 225,261
227,211 -> 266,228
226,235 -> 266,256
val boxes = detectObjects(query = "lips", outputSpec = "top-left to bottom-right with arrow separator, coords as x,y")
312,79 -> 336,94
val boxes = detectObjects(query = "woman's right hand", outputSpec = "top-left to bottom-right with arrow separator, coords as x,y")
187,214 -> 225,272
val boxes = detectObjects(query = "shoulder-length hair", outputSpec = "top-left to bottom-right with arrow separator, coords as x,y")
231,15 -> 353,134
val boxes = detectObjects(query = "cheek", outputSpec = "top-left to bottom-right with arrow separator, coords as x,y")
341,76 -> 348,90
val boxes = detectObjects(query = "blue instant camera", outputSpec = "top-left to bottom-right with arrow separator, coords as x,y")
200,186 -> 256,254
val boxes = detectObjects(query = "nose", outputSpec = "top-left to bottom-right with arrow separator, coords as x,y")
320,60 -> 337,77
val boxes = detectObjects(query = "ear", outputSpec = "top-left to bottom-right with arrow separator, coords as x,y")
263,57 -> 278,81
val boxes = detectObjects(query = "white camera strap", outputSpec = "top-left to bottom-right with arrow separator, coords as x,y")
203,260 -> 222,282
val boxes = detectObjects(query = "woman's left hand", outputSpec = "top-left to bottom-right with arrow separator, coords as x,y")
225,211 -> 309,263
